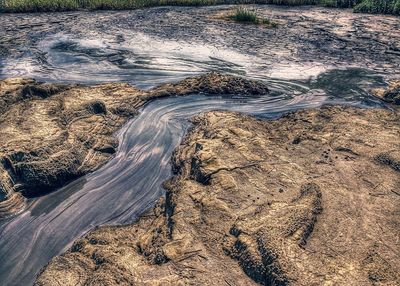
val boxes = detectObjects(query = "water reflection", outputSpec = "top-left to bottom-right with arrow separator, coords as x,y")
1,32 -> 251,87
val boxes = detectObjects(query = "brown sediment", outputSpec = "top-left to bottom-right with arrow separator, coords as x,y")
35,106 -> 400,286
0,72 -> 269,218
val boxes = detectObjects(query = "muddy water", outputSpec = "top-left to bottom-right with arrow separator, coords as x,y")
0,7 -> 392,286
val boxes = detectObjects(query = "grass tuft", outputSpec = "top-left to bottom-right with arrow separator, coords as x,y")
229,6 -> 278,26
230,6 -> 258,23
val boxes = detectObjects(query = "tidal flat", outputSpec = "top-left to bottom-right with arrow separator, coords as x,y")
0,5 -> 399,286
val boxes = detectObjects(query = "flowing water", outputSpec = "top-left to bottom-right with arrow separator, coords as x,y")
0,25 -> 388,286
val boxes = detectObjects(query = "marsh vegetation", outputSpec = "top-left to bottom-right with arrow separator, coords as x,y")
0,0 -> 399,14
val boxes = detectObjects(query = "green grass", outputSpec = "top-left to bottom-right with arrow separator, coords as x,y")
353,0 -> 400,14
263,0 -> 316,4
320,0 -> 361,7
0,0 -> 191,12
230,6 -> 258,22
320,0 -> 400,12
0,0 -> 399,14
0,0 -> 264,12
0,0 -> 331,12
229,6 -> 278,26
0,0 -> 150,12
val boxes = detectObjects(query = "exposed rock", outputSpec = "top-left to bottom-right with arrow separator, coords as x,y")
36,106 -> 400,286
0,79 -> 145,207
372,79 -> 400,105
0,73 -> 269,218
149,71 -> 270,98
382,83 -> 400,106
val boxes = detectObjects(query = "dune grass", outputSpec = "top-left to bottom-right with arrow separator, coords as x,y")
0,0 -> 398,14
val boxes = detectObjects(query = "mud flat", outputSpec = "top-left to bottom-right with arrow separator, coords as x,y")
0,72 -> 269,217
1,5 -> 400,285
1,6 -> 400,82
35,102 -> 399,285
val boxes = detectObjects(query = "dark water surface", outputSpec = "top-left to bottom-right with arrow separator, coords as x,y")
0,21 -> 389,286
